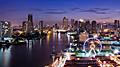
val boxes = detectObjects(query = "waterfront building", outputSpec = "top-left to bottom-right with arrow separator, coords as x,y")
27,14 -> 34,32
0,21 -> 11,38
39,21 -> 43,34
114,20 -> 119,29
63,17 -> 68,30
22,21 -> 28,32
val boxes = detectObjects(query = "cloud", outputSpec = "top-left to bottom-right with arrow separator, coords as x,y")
29,8 -> 43,12
1,9 -> 22,12
79,8 -> 110,14
0,8 -> 43,13
71,8 -> 82,11
0,8 -> 68,15
99,17 -> 111,19
80,10 -> 108,14
93,8 -> 110,11
44,9 -> 67,14
113,9 -> 120,14
71,7 -> 110,14
46,8 -> 59,11
44,11 -> 67,14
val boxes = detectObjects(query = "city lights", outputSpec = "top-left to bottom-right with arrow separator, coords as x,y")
0,0 -> 120,67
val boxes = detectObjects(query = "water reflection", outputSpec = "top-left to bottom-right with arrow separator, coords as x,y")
26,40 -> 33,52
47,33 -> 51,45
0,33 -> 69,67
0,46 -> 11,67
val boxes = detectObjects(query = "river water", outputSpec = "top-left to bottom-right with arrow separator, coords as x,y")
0,33 -> 70,67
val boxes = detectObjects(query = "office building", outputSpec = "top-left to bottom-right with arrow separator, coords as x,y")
114,20 -> 119,29
22,21 -> 28,32
0,21 -> 11,37
91,20 -> 97,33
27,14 -> 34,32
63,17 -> 68,30
39,21 -> 43,34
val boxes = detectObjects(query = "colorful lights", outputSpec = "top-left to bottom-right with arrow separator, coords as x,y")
103,29 -> 109,32
83,37 -> 102,57
65,52 -> 71,60
79,19 -> 84,22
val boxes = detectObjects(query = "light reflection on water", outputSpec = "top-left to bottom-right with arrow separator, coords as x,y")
0,46 -> 11,67
0,33 -> 69,67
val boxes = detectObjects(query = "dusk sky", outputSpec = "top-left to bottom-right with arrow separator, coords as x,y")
0,0 -> 120,25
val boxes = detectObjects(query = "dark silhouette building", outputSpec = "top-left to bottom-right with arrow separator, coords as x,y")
27,14 -> 34,32
114,20 -> 119,29
22,21 -> 27,32
91,20 -> 97,33
39,21 -> 43,34
63,17 -> 68,30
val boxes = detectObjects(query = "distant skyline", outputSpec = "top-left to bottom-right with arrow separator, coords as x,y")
0,0 -> 120,25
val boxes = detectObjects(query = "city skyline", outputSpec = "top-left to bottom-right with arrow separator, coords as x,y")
1,0 -> 120,25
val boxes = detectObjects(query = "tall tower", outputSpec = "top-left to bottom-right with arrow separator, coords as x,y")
39,21 -> 43,34
71,19 -> 74,27
28,14 -> 33,23
85,20 -> 91,32
22,21 -> 28,32
27,14 -> 33,32
74,20 -> 79,30
63,17 -> 68,30
91,20 -> 97,33
114,20 -> 119,29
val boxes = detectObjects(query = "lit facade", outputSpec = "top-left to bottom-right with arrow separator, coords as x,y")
0,21 -> 11,37
38,21 -> 44,34
63,17 -> 68,30
22,21 -> 28,32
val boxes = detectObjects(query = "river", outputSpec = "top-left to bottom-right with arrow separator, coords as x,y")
0,33 -> 70,67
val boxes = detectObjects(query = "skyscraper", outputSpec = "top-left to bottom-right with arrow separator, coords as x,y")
27,14 -> 34,32
79,20 -> 85,33
54,23 -> 59,29
0,21 -> 11,38
74,20 -> 79,31
71,19 -> 75,28
22,21 -> 28,32
39,21 -> 43,34
63,17 -> 68,30
91,20 -> 97,33
114,20 -> 119,29
28,14 -> 33,23
85,20 -> 91,32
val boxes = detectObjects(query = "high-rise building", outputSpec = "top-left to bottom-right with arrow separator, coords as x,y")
79,19 -> 86,32
39,21 -> 43,34
27,14 -> 33,32
0,21 -> 11,37
22,21 -> 28,32
91,20 -> 97,33
96,23 -> 102,30
54,23 -> 59,29
114,20 -> 119,29
63,17 -> 68,30
71,19 -> 75,27
74,20 -> 79,31
28,14 -> 33,23
85,20 -> 91,32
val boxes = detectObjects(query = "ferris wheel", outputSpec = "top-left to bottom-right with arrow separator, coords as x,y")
83,37 -> 102,57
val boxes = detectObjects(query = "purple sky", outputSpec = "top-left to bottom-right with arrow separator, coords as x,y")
0,0 -> 120,25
